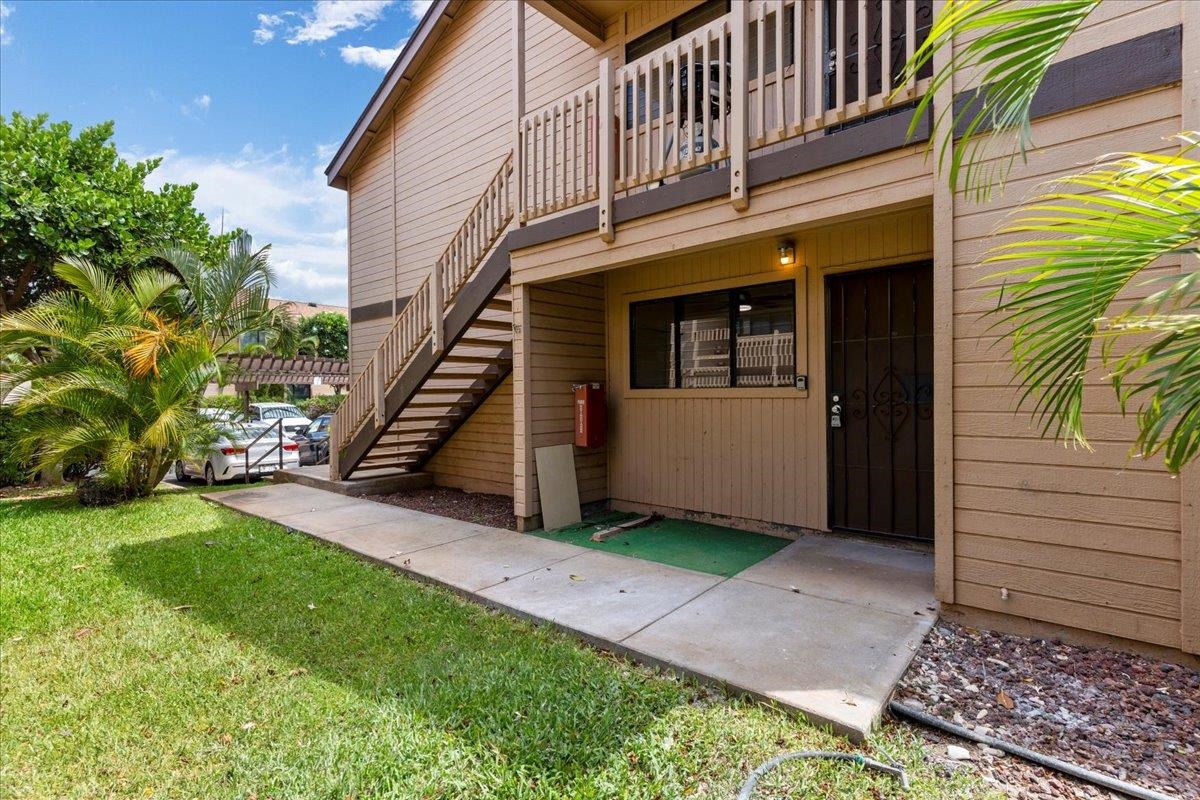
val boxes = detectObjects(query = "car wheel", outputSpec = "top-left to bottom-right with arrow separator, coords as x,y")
204,463 -> 217,486
174,460 -> 186,482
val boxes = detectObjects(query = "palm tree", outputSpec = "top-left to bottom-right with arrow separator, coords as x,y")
901,0 -> 1200,471
0,259 -> 220,501
155,232 -> 300,356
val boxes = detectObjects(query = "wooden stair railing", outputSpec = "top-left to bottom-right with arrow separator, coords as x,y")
330,153 -> 515,479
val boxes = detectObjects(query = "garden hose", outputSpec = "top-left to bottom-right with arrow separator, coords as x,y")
737,750 -> 909,799
890,700 -> 1178,800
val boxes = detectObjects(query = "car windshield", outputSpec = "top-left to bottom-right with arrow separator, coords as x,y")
258,406 -> 304,419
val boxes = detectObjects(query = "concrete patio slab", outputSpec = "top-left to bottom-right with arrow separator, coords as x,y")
623,578 -> 933,737
204,484 -> 936,740
217,483 -> 360,516
480,549 -> 722,642
324,517 -> 490,561
272,499 -> 410,535
385,531 -> 583,592
737,536 -> 936,614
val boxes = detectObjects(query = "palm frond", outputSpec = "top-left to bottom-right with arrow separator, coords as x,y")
899,0 -> 1099,201
986,134 -> 1200,471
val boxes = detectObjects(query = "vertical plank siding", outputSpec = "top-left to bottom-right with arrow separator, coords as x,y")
514,275 -> 608,521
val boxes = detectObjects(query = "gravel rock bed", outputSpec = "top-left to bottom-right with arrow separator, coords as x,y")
368,485 -> 517,530
895,621 -> 1198,799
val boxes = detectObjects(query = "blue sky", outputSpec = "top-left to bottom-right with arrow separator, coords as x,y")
1,0 -> 432,306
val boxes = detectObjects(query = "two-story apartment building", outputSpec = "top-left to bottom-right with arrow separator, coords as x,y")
321,0 -> 1198,661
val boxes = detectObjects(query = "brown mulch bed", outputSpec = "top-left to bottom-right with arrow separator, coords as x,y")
895,620 -> 1198,799
367,485 -> 517,530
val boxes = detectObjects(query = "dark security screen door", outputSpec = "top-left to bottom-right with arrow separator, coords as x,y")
826,263 -> 933,541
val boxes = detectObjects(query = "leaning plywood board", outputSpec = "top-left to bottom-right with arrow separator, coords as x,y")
534,444 -> 581,530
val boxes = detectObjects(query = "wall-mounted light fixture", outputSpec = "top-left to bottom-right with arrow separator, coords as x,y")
778,240 -> 796,266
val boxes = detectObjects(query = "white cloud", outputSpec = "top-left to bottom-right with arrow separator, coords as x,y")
141,144 -> 348,305
1,1 -> 13,47
253,12 -> 286,44
287,0 -> 394,45
407,0 -> 432,22
180,94 -> 211,119
339,42 -> 403,70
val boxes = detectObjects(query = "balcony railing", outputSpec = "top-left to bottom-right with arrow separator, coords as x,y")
517,0 -> 932,233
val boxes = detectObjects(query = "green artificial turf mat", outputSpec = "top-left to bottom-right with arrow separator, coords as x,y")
531,512 -> 791,577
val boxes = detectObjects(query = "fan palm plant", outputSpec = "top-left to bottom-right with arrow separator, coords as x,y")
0,259 -> 220,502
900,0 -> 1200,472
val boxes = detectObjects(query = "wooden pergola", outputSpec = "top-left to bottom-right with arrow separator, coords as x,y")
222,354 -> 350,394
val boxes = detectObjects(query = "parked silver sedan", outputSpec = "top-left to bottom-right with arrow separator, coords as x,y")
175,420 -> 300,485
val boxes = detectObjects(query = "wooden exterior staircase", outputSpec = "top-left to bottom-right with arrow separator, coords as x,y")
330,155 -> 515,480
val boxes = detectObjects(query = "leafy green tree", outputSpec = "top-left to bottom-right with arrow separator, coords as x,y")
903,0 -> 1199,471
298,311 -> 349,359
0,112 -> 233,314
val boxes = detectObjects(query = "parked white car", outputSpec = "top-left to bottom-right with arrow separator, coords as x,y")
245,402 -> 311,437
175,420 -> 300,485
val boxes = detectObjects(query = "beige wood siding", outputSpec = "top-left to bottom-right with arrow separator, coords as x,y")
427,377 -> 515,496
514,275 -> 608,522
949,81 -> 1185,648
344,0 -> 627,487
606,210 -> 932,529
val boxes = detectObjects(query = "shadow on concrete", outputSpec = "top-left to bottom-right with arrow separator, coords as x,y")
109,524 -> 684,780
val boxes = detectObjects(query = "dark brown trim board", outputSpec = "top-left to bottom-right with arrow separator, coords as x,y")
953,25 -> 1181,138
350,295 -> 412,324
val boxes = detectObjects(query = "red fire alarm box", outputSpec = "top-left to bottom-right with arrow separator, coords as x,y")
573,382 -> 605,448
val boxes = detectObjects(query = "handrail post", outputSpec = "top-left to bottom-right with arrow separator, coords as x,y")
372,358 -> 384,428
330,416 -> 341,477
598,56 -> 614,242
512,0 -> 526,226
729,1 -> 749,211
278,418 -> 283,471
431,260 -> 445,354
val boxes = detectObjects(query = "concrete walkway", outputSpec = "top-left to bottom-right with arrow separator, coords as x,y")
205,483 -> 936,739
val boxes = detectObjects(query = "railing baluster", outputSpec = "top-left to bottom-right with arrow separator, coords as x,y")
792,0 -> 803,134
906,0 -> 917,96
718,22 -> 727,153
702,34 -> 712,164
643,59 -> 652,179
756,3 -> 765,145
835,1 -> 845,117
857,0 -> 868,115
814,0 -> 825,128
617,66 -> 626,188
685,41 -> 695,169
774,0 -> 784,140
881,0 -> 892,98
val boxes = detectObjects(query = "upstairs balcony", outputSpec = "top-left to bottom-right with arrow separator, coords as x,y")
516,0 -> 933,240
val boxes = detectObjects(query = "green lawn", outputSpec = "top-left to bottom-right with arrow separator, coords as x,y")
1,489 -> 993,799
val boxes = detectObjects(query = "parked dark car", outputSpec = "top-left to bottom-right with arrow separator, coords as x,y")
297,414 -> 331,465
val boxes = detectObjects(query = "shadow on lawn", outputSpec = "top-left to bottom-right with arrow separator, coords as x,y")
110,523 -> 683,780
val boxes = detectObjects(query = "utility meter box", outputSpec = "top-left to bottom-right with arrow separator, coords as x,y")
572,383 -> 606,448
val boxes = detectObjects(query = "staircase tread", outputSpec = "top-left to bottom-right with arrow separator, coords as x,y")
453,336 -> 512,348
467,318 -> 512,331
